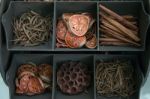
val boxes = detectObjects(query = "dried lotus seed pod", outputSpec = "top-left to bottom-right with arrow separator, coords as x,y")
57,61 -> 91,95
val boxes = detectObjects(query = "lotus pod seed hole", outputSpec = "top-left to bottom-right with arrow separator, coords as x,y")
65,76 -> 70,81
71,73 -> 77,79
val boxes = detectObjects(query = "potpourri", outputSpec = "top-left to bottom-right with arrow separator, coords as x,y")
96,59 -> 137,97
99,4 -> 140,47
13,11 -> 52,47
56,13 -> 97,49
16,63 -> 53,95
57,61 -> 91,94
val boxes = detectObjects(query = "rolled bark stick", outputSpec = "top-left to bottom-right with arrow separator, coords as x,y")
100,18 -> 138,35
101,25 -> 127,40
100,26 -> 140,46
101,15 -> 137,22
99,38 -> 122,42
100,13 -> 140,42
101,18 -> 123,34
100,41 -> 129,46
122,15 -> 137,22
101,34 -> 112,38
99,4 -> 138,30
122,16 -> 138,26
101,15 -> 138,28
130,22 -> 138,26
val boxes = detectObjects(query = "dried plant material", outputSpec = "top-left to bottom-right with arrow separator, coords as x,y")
96,59 -> 137,97
57,61 -> 91,95
122,15 -> 137,22
100,18 -> 138,35
16,63 -> 53,95
63,13 -> 95,36
13,11 -> 52,47
100,13 -> 140,42
65,31 -> 86,48
56,19 -> 67,40
68,14 -> 90,36
85,34 -> 97,49
99,4 -> 138,30
100,26 -> 140,46
100,42 -> 129,46
99,38 -> 122,42
56,13 -> 97,49
38,64 -> 53,83
99,4 -> 140,47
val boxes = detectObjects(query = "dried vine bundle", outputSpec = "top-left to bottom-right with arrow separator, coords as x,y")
99,4 -> 141,47
96,59 -> 137,97
13,11 -> 52,46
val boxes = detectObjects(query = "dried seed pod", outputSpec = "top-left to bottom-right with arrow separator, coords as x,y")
57,61 -> 91,95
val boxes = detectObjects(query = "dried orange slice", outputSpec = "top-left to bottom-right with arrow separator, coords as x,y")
38,64 -> 53,83
65,31 -> 86,48
56,19 -> 67,40
85,34 -> 97,49
68,14 -> 89,36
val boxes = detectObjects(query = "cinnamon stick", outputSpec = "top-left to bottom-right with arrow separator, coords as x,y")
100,41 -> 129,46
122,15 -> 137,22
101,34 -> 112,38
99,4 -> 138,30
99,38 -> 122,42
101,18 -> 123,34
100,13 -> 140,42
100,26 -> 140,46
100,18 -> 138,35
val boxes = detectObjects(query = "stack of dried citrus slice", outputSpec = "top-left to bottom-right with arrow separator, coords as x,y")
16,63 -> 53,95
56,13 -> 97,49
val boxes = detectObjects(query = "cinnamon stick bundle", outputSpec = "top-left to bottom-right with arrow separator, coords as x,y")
100,17 -> 138,35
99,4 -> 138,30
100,13 -> 140,42
100,26 -> 140,46
99,4 -> 141,47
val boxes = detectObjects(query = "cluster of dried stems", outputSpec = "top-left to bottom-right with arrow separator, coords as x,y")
96,59 -> 136,97
99,4 -> 140,47
13,11 -> 52,46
